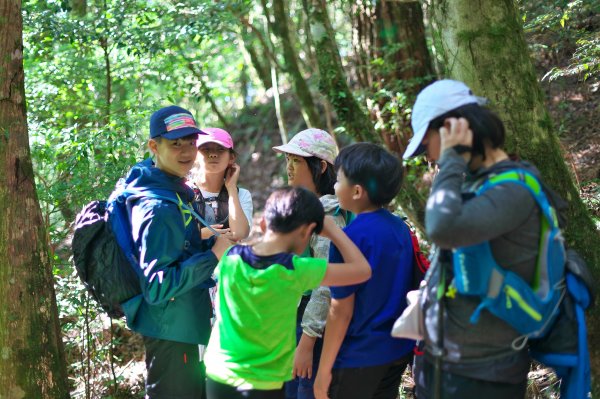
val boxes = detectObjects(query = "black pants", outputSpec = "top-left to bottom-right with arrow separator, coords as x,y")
414,357 -> 527,399
144,336 -> 206,399
206,378 -> 285,399
328,354 -> 412,399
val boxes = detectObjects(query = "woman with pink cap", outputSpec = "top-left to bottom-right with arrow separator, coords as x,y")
190,128 -> 253,242
273,128 -> 350,399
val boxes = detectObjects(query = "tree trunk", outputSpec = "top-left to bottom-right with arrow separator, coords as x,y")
185,61 -> 231,131
303,0 -> 376,142
240,31 -> 273,91
270,0 -> 322,128
258,3 -> 288,143
376,0 -> 433,82
348,0 -> 433,230
430,0 -> 600,391
0,1 -> 70,397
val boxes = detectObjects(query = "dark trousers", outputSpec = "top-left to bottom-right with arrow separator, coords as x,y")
206,378 -> 285,399
144,336 -> 206,399
327,354 -> 412,399
414,357 -> 527,399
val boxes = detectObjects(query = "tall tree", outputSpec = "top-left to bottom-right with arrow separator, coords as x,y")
0,0 -> 70,397
304,0 -> 432,228
267,0 -> 322,128
429,0 -> 600,390
303,0 -> 376,142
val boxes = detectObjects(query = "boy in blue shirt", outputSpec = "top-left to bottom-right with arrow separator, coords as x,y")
314,143 -> 415,399
204,186 -> 371,399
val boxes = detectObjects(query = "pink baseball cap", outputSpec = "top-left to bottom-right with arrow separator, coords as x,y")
197,127 -> 234,149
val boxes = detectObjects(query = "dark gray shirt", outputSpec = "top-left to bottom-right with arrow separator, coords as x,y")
422,149 -> 540,383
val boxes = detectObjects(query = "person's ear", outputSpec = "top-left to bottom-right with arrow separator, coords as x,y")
320,160 -> 327,174
305,222 -> 317,237
259,217 -> 267,233
352,184 -> 364,200
298,222 -> 316,242
148,139 -> 159,155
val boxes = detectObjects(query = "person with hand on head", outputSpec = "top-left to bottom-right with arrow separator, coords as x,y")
190,127 -> 253,243
203,186 -> 371,399
313,143 -> 415,399
404,80 -> 542,398
273,129 -> 347,399
119,106 -> 233,399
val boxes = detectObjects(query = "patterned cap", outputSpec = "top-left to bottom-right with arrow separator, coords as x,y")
150,105 -> 203,139
273,128 -> 338,164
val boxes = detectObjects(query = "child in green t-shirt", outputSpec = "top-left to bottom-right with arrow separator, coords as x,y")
204,186 -> 371,399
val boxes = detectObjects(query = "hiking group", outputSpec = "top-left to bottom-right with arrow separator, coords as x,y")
73,79 -> 593,399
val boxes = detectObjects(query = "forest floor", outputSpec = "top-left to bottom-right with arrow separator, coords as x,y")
84,27 -> 599,399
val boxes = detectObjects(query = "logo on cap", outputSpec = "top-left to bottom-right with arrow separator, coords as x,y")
165,113 -> 198,132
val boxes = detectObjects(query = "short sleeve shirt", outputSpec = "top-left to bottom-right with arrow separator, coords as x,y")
204,245 -> 327,389
329,209 -> 415,368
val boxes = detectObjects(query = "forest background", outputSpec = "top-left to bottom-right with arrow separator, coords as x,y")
0,0 -> 599,397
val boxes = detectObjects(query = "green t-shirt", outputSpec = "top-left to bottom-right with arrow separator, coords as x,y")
204,245 -> 327,390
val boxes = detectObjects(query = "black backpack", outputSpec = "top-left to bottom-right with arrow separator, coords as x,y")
72,189 -> 216,318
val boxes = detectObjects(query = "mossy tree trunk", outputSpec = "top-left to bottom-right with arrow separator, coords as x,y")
430,0 -> 600,390
0,1 -> 70,397
240,30 -> 273,91
269,0 -> 322,128
350,0 -> 434,229
303,0 -> 432,230
302,0 -> 376,143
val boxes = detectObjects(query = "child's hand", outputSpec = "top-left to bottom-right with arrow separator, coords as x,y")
319,216 -> 339,240
201,224 -> 232,240
293,335 -> 316,379
224,163 -> 241,192
211,234 -> 234,260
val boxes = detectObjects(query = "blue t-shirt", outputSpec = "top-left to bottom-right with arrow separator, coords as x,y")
329,208 -> 415,368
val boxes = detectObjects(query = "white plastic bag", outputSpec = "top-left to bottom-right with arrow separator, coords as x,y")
391,289 -> 424,340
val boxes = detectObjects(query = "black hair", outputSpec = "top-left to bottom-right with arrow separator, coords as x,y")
334,142 -> 403,207
428,103 -> 505,159
305,156 -> 336,196
263,186 -> 325,234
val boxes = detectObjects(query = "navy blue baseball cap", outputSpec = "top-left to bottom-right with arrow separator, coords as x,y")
149,105 -> 204,139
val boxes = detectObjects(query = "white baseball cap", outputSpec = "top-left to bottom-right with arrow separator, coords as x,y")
403,79 -> 487,159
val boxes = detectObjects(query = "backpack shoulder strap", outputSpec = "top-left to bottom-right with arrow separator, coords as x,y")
478,169 -> 560,229
117,189 -> 220,236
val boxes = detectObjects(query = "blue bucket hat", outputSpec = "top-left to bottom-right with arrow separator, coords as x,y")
150,105 -> 203,140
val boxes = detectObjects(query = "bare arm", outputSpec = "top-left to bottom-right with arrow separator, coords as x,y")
224,164 -> 251,240
314,295 -> 355,399
210,234 -> 234,260
319,217 -> 371,286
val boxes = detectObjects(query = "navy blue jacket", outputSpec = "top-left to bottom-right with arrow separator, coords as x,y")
120,159 -> 217,344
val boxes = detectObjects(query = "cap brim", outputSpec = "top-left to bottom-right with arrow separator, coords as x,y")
272,144 -> 313,158
162,127 -> 203,140
403,126 -> 427,159
197,138 -> 233,149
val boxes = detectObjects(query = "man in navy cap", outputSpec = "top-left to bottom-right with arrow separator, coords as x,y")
119,105 -> 231,398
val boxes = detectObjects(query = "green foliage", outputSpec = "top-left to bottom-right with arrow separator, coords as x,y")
519,0 -> 600,81
23,0 -> 258,394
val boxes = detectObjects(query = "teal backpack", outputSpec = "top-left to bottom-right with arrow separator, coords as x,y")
453,169 -> 565,338
451,169 -> 593,399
